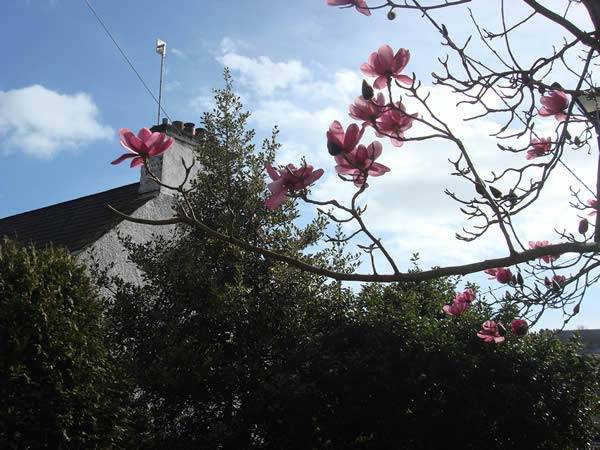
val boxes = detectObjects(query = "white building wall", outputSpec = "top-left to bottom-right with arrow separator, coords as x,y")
76,194 -> 179,286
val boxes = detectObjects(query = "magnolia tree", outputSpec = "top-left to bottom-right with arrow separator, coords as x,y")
111,0 -> 600,342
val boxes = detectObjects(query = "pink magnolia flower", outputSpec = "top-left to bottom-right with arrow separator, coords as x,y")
361,45 -> 413,89
112,128 -> 173,168
587,198 -> 599,216
477,320 -> 505,344
511,319 -> 528,337
443,300 -> 469,317
375,103 -> 416,147
349,93 -> 385,126
528,240 -> 558,264
335,141 -> 390,186
526,137 -> 552,160
484,267 -> 513,284
265,163 -> 324,210
538,90 -> 570,122
326,0 -> 371,16
326,120 -> 364,156
544,274 -> 567,288
442,289 -> 476,317
455,288 -> 476,304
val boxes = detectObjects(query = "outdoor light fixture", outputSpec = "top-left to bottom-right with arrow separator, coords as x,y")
156,39 -> 167,56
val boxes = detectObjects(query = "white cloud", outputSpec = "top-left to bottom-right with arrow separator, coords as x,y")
0,85 -> 112,159
219,50 -> 311,96
171,48 -> 186,58
218,37 -> 249,55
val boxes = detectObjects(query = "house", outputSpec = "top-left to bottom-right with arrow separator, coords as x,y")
0,120 -> 202,284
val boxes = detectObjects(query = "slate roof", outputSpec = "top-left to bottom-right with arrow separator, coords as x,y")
0,183 -> 156,253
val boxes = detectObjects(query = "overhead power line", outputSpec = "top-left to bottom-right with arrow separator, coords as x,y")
83,0 -> 171,122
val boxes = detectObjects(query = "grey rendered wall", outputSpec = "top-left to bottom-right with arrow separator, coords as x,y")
77,194 -> 178,286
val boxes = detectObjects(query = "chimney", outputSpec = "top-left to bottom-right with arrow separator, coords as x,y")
139,120 -> 204,195
183,122 -> 195,135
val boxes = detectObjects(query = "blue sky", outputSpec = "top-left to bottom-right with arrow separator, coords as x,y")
1,0 -> 599,329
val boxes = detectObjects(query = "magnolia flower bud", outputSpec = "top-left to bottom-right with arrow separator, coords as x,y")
489,186 -> 503,199
517,272 -> 524,285
511,319 -> 528,337
475,182 -> 487,197
507,190 -> 518,208
579,218 -> 589,234
573,303 -> 580,315
387,9 -> 396,20
361,80 -> 374,100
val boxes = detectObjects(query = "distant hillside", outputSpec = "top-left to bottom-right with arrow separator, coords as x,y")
558,329 -> 600,355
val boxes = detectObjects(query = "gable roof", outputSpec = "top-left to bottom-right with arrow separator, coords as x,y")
0,183 -> 156,253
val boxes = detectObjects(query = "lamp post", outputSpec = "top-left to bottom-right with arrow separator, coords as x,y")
156,39 -> 167,125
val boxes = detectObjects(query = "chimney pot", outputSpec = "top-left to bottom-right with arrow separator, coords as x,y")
172,120 -> 184,130
183,122 -> 195,135
162,118 -> 169,125
194,128 -> 205,137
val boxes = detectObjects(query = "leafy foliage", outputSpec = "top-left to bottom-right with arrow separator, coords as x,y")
0,238 -> 131,448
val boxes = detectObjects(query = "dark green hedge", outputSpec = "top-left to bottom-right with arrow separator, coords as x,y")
0,238 -> 131,448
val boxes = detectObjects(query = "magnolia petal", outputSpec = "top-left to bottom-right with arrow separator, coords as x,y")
442,305 -> 454,316
268,179 -> 286,194
137,128 -> 153,142
366,141 -> 383,160
369,162 -> 390,176
344,123 -> 363,150
394,74 -> 414,86
377,44 -> 394,70
538,107 -> 552,117
119,128 -> 144,153
335,165 -> 358,175
373,76 -> 389,90
265,189 -> 288,210
148,136 -> 173,157
110,153 -> 136,165
390,137 -> 405,147
266,164 -> 281,181
327,120 -> 345,146
303,168 -> 324,186
360,63 -> 378,78
355,0 -> 371,16
130,156 -> 145,168
393,48 -> 410,72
